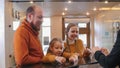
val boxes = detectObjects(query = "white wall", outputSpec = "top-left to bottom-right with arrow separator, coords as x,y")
94,10 -> 120,51
0,0 -> 5,68
5,0 -> 14,68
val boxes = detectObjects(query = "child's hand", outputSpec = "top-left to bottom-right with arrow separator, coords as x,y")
55,56 -> 66,64
69,55 -> 78,65
61,57 -> 66,63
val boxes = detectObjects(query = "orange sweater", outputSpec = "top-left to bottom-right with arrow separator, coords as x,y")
42,53 -> 56,63
13,19 -> 44,66
63,39 -> 85,58
63,39 -> 87,64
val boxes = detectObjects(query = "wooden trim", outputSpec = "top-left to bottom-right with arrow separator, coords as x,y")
62,17 -> 65,40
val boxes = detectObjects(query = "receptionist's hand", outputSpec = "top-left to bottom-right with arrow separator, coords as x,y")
101,47 -> 109,56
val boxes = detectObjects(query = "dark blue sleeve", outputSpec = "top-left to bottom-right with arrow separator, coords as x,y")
94,30 -> 120,68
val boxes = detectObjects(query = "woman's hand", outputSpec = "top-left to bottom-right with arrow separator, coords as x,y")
69,54 -> 79,65
83,47 -> 92,57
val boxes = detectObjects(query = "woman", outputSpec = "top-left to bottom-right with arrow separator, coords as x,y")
63,23 -> 91,64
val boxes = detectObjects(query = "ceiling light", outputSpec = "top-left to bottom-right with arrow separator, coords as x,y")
112,8 -> 120,10
99,8 -> 120,10
93,7 -> 97,11
86,12 -> 90,15
65,8 -> 68,11
30,1 -> 33,4
105,1 -> 108,4
62,12 -> 65,15
68,1 -> 71,3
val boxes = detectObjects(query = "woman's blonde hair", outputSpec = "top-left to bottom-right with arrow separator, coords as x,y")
66,23 -> 78,34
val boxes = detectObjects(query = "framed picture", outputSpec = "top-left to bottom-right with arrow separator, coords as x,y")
44,36 -> 49,45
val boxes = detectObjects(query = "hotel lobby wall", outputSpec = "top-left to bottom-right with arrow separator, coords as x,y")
94,10 -> 120,51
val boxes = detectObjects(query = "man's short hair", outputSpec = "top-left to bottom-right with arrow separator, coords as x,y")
26,5 -> 36,16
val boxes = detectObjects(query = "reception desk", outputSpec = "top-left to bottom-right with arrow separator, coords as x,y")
21,62 -> 102,68
21,57 -> 102,68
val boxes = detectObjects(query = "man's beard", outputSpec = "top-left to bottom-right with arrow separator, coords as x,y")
30,23 -> 39,31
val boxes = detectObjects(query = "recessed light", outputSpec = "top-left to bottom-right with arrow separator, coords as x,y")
62,12 -> 65,15
86,12 -> 90,15
93,7 -> 97,11
105,1 -> 108,4
30,1 -> 33,4
65,8 -> 68,11
68,1 -> 71,3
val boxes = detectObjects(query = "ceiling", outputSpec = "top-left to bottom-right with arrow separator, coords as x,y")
11,1 -> 120,18
9,0 -> 120,2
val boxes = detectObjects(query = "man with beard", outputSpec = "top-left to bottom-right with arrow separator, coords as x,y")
13,5 -> 44,67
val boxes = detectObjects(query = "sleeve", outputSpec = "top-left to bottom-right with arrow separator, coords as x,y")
42,53 -> 56,63
95,47 -> 120,68
77,39 -> 86,57
63,52 -> 74,58
62,43 -> 75,58
14,29 -> 42,66
94,30 -> 120,68
94,51 -> 106,66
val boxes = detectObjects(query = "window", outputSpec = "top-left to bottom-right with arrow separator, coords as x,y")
79,34 -> 87,46
79,22 -> 90,47
78,23 -> 87,28
42,18 -> 51,55
13,20 -> 20,30
65,23 -> 69,28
